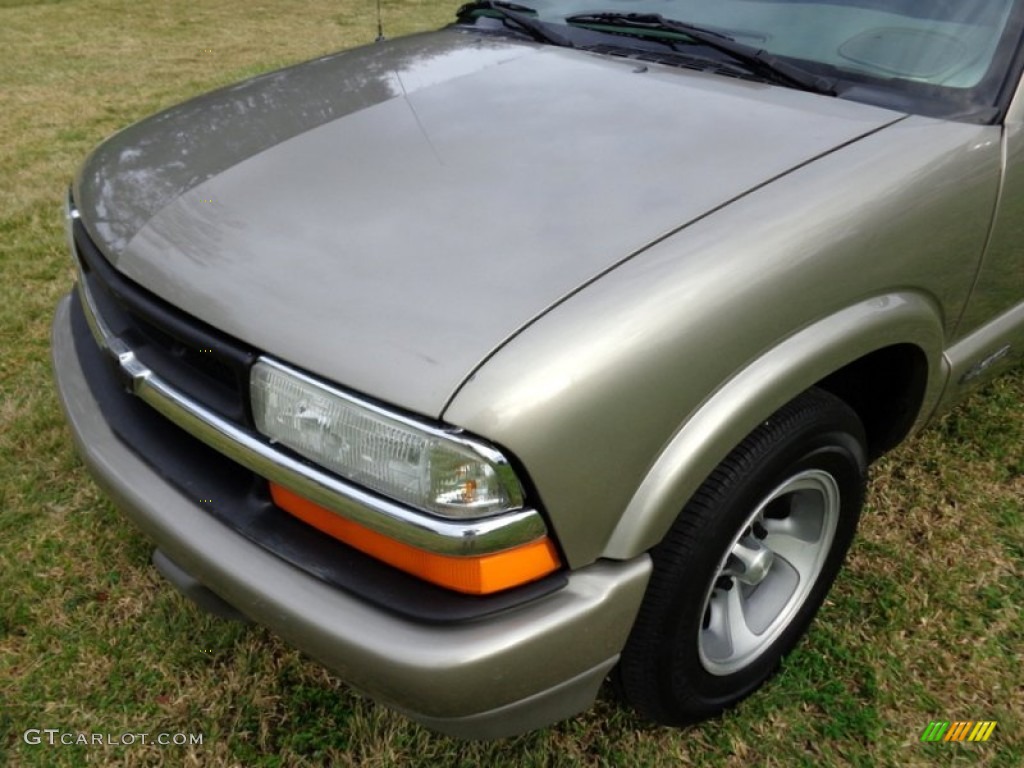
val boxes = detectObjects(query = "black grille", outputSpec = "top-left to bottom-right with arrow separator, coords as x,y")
72,218 -> 258,426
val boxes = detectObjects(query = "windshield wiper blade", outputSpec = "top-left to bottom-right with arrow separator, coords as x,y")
457,1 -> 574,48
565,12 -> 835,95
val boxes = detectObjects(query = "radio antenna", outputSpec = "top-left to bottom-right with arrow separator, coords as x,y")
375,0 -> 386,41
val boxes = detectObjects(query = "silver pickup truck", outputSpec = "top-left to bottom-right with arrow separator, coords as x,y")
52,0 -> 1023,738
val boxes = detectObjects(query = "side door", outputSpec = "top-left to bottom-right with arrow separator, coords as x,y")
944,76 -> 1024,401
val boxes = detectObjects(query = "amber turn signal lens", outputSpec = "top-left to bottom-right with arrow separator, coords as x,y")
269,483 -> 560,595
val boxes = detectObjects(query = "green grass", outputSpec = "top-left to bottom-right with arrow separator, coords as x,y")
1,1 -> 1022,765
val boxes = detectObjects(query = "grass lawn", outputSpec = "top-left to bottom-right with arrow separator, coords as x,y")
0,0 -> 1021,765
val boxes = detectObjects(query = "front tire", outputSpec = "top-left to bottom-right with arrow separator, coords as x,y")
616,388 -> 867,725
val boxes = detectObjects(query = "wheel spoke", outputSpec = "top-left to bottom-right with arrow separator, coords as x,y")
761,531 -> 818,577
742,559 -> 799,634
701,582 -> 763,664
723,580 -> 761,659
703,589 -> 732,661
760,494 -> 824,542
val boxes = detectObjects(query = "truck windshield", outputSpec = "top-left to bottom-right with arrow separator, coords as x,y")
475,0 -> 1024,120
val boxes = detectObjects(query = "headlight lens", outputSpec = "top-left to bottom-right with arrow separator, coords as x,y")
250,359 -> 525,519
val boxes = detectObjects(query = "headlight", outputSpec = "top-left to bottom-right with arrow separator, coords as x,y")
250,358 -> 525,519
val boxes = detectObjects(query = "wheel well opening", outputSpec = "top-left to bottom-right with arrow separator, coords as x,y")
815,344 -> 929,461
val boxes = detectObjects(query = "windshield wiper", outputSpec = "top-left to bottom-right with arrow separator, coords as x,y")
457,1 -> 574,48
565,12 -> 835,95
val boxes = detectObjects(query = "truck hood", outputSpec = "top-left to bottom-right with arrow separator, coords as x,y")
75,28 -> 902,417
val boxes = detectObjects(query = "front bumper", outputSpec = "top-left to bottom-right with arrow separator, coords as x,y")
51,294 -> 651,738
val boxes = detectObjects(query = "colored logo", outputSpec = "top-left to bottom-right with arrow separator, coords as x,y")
921,721 -> 997,743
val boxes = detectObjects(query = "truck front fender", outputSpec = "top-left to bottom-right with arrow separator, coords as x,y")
602,292 -> 947,560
